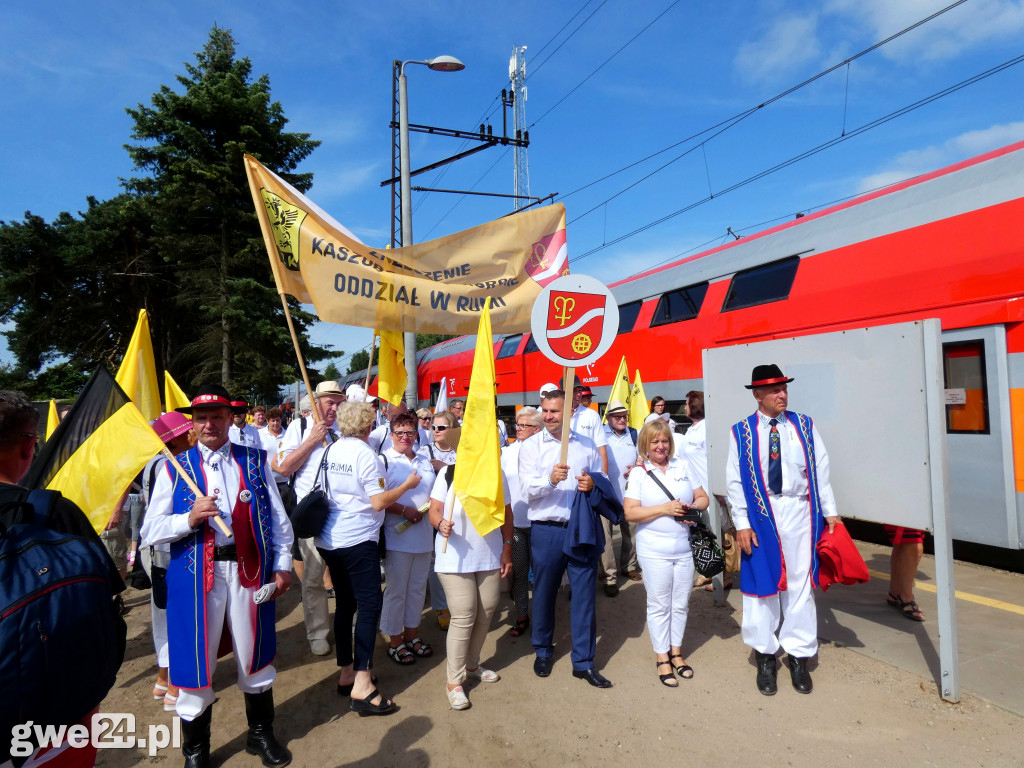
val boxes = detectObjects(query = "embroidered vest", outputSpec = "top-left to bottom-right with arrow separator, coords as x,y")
731,411 -> 825,598
165,444 -> 277,689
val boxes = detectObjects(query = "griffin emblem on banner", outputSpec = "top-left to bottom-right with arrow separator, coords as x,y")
260,190 -> 307,272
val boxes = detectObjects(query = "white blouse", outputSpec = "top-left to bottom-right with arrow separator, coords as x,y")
317,437 -> 386,550
624,457 -> 694,560
381,448 -> 436,554
431,468 -> 510,574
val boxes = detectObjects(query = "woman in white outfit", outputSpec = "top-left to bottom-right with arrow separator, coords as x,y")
380,412 -> 437,665
428,463 -> 513,710
624,419 -> 708,687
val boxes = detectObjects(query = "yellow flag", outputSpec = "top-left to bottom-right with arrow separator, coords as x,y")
453,299 -> 505,537
376,329 -> 407,407
48,402 -> 165,532
602,356 -> 631,424
45,399 -> 60,440
164,371 -> 191,412
115,309 -> 161,420
629,370 -> 650,431
244,155 -> 568,336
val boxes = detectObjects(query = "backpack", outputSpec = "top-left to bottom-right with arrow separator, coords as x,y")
0,490 -> 127,750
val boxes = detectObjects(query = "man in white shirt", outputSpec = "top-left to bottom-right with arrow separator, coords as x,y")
726,364 -> 840,697
228,399 -> 262,448
142,384 -> 293,768
273,380 -> 345,657
519,389 -> 610,688
600,401 -> 641,594
448,399 -> 465,425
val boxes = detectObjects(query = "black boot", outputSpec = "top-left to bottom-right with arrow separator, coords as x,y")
181,706 -> 212,768
244,689 -> 292,767
788,656 -> 813,694
755,651 -> 778,696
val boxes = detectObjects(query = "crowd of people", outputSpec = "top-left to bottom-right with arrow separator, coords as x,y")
5,361 -> 912,767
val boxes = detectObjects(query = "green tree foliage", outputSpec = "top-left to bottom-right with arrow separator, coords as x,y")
322,362 -> 341,380
122,25 -> 327,401
346,349 -> 371,376
0,25 -> 333,405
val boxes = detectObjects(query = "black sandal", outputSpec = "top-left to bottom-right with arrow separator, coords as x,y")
387,643 -> 416,665
510,615 -> 530,637
337,673 -> 377,696
408,637 -> 433,657
670,653 -> 694,679
657,659 -> 678,687
889,593 -> 925,621
349,688 -> 397,716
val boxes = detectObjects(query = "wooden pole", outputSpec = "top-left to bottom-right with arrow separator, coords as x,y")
278,292 -> 326,445
363,332 -> 377,395
161,447 -> 233,539
559,365 -> 575,465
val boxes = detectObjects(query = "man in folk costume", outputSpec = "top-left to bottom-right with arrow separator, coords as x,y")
725,365 -> 840,696
143,385 -> 294,768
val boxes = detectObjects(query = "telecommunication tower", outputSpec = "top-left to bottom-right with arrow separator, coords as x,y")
510,46 -> 530,211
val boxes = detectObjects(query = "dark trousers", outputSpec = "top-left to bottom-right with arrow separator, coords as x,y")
510,526 -> 532,617
318,540 -> 382,670
530,522 -> 599,671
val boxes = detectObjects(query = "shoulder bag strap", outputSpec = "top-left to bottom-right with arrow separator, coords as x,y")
642,463 -> 677,502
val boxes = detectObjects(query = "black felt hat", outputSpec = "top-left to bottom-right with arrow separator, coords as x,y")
744,364 -> 795,390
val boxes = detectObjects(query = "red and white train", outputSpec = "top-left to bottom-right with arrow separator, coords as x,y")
341,140 -> 1024,552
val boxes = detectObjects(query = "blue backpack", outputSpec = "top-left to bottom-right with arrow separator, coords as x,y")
0,490 -> 127,754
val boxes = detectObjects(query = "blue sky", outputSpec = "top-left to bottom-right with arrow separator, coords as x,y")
3,0 -> 1024,378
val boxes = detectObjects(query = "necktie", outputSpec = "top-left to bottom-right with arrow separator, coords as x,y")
768,418 -> 782,494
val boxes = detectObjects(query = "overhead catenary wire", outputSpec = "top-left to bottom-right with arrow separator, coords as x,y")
571,49 -> 1024,264
560,0 -> 969,212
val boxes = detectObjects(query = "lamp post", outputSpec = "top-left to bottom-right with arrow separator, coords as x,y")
397,55 -> 465,408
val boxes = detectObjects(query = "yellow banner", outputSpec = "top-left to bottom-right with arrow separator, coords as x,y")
603,356 -> 630,424
115,309 -> 161,421
376,329 -> 407,407
164,371 -> 191,412
630,370 -> 650,431
244,155 -> 569,335
45,399 -> 60,441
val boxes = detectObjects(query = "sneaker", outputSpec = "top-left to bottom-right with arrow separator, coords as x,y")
446,685 -> 470,710
309,639 -> 331,656
465,666 -> 500,683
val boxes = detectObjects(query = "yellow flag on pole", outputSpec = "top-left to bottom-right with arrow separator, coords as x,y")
453,299 -> 505,537
629,370 -> 650,431
45,399 -> 60,440
115,309 -> 161,421
375,329 -> 407,407
164,371 -> 191,412
603,356 -> 631,424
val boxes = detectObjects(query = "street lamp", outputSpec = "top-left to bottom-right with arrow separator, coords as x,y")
397,55 -> 465,408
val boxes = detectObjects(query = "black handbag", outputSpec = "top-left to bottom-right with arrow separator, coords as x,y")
643,463 -> 725,577
290,442 -> 335,539
150,564 -> 168,609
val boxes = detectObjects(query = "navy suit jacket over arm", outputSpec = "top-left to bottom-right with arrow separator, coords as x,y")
565,473 -> 624,559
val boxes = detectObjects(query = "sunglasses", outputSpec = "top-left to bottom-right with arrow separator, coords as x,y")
393,431 -> 417,439
431,425 -> 449,432
419,416 -> 431,421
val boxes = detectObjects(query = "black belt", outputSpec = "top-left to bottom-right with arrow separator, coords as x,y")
213,545 -> 237,561
533,519 -> 569,528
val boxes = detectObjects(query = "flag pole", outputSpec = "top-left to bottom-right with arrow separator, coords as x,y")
559,365 -> 575,465
277,293 -> 327,447
364,332 -> 377,394
161,447 -> 233,539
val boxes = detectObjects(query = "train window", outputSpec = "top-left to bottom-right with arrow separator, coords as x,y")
722,256 -> 800,312
429,382 -> 441,406
524,334 -> 539,354
649,283 -> 709,327
618,301 -> 643,334
943,340 -> 989,434
497,335 -> 522,359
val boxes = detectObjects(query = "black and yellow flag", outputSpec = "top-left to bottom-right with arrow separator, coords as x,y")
26,367 -> 165,532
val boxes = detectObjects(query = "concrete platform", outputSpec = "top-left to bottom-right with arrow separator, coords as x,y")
716,540 -> 1024,716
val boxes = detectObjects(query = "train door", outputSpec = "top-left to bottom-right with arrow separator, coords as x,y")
942,326 -> 1019,548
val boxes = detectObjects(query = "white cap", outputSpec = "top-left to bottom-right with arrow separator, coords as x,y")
539,382 -> 559,400
345,384 -> 366,403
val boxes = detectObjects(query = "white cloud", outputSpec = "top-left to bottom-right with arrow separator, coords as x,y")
825,0 -> 1024,62
734,15 -> 822,84
856,121 -> 1024,191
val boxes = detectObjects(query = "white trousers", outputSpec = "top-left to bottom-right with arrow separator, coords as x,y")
380,550 -> 431,636
299,536 -> 330,643
741,494 -> 818,657
140,547 -> 169,668
176,560 -> 276,721
637,553 -> 694,654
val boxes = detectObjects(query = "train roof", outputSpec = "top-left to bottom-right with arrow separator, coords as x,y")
609,139 -> 1024,305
